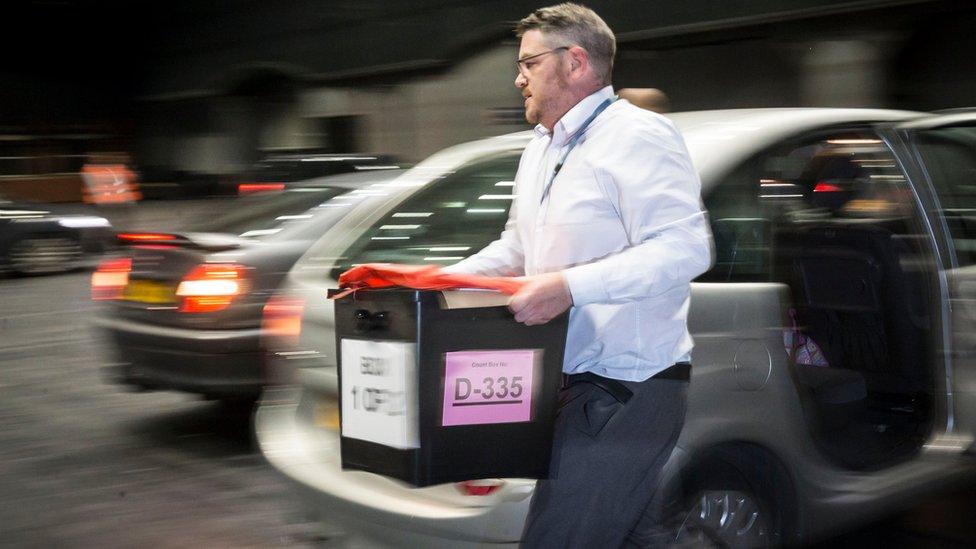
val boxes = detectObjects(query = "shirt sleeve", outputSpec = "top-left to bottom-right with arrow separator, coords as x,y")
441,192 -> 526,277
562,117 -> 714,306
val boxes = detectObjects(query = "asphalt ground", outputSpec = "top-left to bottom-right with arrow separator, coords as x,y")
0,269 -> 324,547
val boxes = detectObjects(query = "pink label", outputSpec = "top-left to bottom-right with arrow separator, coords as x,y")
442,349 -> 537,426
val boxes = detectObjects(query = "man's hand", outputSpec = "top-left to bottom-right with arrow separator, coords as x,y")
508,272 -> 572,326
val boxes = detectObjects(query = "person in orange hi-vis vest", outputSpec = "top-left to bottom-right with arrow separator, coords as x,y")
81,152 -> 142,204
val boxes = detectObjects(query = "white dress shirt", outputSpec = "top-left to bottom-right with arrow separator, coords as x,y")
445,86 -> 713,381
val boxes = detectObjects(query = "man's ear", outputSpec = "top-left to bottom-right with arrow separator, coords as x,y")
567,46 -> 589,80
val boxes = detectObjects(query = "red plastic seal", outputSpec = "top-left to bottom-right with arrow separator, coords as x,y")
334,263 -> 526,299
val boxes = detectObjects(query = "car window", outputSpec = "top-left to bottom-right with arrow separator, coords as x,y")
912,124 -> 976,267
329,152 -> 520,278
700,130 -> 915,282
192,186 -> 344,238
248,155 -> 398,183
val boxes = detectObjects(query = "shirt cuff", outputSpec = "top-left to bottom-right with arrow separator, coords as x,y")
563,261 -> 608,306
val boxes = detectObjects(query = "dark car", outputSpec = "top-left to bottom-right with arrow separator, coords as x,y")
234,152 -> 400,194
138,153 -> 401,199
1,197 -> 112,275
92,168 -> 403,401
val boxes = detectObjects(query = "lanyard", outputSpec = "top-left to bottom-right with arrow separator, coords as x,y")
539,96 -> 615,205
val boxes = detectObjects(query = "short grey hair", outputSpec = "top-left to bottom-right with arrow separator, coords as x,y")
516,3 -> 616,85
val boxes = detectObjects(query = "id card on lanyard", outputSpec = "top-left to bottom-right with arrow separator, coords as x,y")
539,97 -> 615,206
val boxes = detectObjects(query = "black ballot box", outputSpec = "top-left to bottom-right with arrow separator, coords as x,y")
331,288 -> 569,487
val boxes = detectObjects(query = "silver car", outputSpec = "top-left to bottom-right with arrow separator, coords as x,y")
256,109 -> 976,547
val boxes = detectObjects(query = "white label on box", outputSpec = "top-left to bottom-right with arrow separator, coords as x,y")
340,338 -> 419,449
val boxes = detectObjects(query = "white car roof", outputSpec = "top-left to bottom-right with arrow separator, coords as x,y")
669,108 -> 923,186
315,108 -> 929,259
396,108 -> 924,192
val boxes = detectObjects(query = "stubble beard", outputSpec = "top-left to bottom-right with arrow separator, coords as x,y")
524,101 -> 539,125
527,74 -> 572,129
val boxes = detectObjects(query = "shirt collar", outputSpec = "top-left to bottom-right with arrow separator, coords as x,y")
534,85 -> 615,146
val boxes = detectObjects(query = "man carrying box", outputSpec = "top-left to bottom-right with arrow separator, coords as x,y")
443,3 -> 713,547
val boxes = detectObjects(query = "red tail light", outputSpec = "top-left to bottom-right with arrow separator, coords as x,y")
456,479 -> 505,497
262,294 -> 306,347
91,257 -> 131,300
813,182 -> 843,193
238,183 -> 285,195
117,232 -> 180,250
176,263 -> 249,313
118,232 -> 177,243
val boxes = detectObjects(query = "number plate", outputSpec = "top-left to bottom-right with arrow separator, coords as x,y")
442,349 -> 538,426
123,279 -> 176,304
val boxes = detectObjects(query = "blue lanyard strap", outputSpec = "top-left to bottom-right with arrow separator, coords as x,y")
539,96 -> 616,205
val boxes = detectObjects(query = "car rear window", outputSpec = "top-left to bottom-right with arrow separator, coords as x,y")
327,152 -> 520,278
192,186 -> 344,238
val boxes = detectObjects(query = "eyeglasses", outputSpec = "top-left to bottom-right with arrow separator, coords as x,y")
515,47 -> 570,76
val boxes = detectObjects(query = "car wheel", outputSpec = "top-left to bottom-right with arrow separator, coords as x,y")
673,453 -> 784,548
8,235 -> 83,275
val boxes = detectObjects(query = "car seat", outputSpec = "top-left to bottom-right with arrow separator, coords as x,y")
776,222 -> 927,397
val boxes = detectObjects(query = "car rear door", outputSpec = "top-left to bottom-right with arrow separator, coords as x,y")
885,113 -> 976,447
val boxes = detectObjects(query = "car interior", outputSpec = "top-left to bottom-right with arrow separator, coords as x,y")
703,130 -> 938,470
776,136 -> 937,469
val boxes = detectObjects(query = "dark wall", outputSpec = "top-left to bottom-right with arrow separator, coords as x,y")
136,0 -> 943,96
2,2 -> 145,119
615,40 -> 802,111
5,0 -> 974,171
2,0 -> 956,122
890,9 -> 976,110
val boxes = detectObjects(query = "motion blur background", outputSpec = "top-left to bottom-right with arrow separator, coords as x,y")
4,0 -> 976,202
4,1 -> 976,547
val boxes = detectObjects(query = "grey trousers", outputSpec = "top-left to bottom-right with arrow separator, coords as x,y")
520,373 -> 688,548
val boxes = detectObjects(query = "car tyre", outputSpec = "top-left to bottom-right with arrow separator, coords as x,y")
8,234 -> 83,275
673,449 -> 786,549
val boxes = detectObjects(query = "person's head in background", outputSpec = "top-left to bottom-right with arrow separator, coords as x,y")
618,88 -> 670,113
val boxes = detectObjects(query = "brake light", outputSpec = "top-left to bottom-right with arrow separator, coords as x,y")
91,257 -> 131,300
456,479 -> 505,496
813,182 -> 843,193
238,183 -> 285,195
118,232 -> 177,243
176,263 -> 248,313
262,294 -> 305,347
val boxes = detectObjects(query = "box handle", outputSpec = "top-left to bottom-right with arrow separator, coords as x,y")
354,309 -> 390,332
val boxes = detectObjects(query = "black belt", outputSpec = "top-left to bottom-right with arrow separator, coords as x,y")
652,362 -> 692,382
564,362 -> 692,405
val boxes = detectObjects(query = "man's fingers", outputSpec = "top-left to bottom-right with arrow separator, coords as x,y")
515,307 -> 551,326
508,293 -> 526,315
513,300 -> 532,323
509,280 -> 562,325
513,304 -> 534,325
